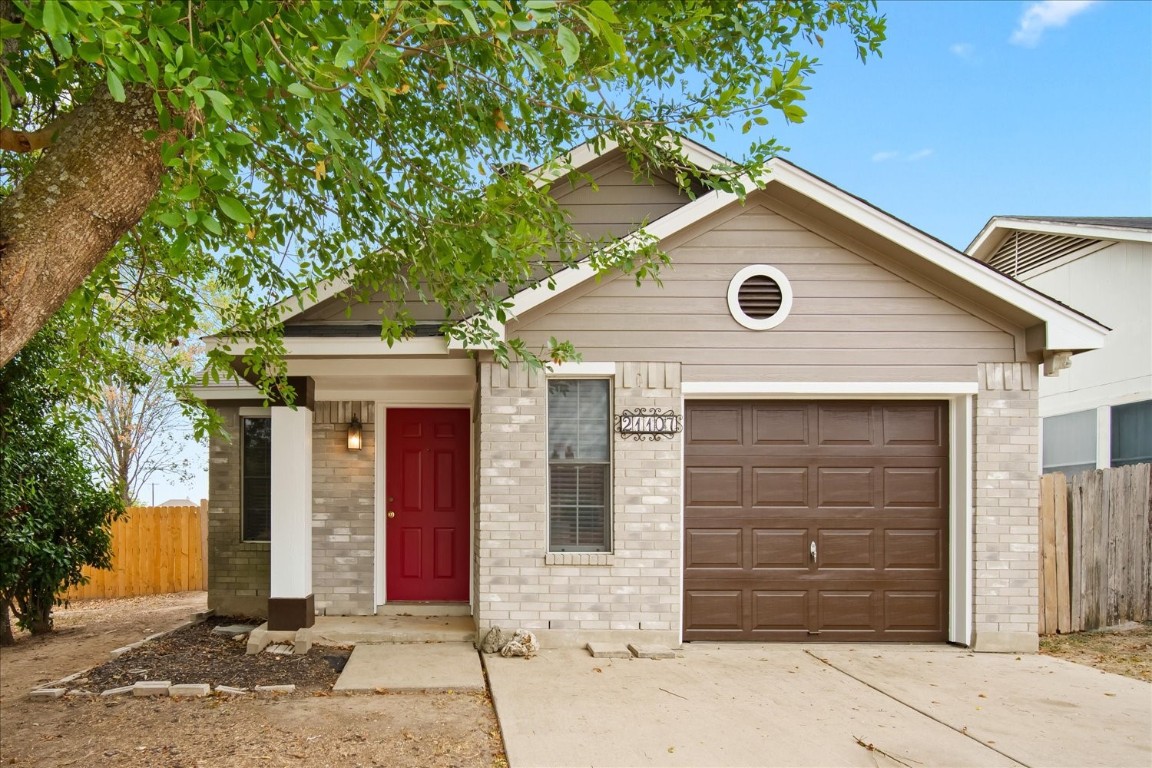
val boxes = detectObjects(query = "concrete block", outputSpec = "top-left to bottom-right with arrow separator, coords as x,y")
628,643 -> 676,660
254,684 -> 296,694
587,643 -> 631,659
246,626 -> 271,655
133,681 -> 171,696
28,688 -> 66,700
293,627 -> 313,655
100,686 -> 134,697
214,685 -> 248,695
972,631 -> 1040,654
110,641 -> 143,659
169,683 -> 212,698
212,623 -> 259,637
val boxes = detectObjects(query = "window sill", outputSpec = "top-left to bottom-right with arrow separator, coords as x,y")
545,552 -> 614,567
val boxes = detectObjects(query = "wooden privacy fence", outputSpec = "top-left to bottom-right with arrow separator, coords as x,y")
63,504 -> 208,600
1039,464 -> 1152,634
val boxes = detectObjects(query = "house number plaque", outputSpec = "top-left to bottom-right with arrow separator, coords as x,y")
615,408 -> 683,441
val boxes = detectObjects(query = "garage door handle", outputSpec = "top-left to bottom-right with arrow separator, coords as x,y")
810,541 -> 817,562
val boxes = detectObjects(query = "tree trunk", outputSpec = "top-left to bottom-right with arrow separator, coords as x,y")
0,599 -> 14,646
25,593 -> 53,635
0,85 -> 172,365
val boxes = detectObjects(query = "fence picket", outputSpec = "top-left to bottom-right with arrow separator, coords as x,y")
1039,465 -> 1152,634
63,506 -> 207,600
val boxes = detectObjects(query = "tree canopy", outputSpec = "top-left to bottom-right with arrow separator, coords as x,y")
1,0 -> 885,408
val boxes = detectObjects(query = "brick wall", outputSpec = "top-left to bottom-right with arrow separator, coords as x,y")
972,362 -> 1041,652
476,360 -> 682,646
311,402 -> 376,616
207,407 -> 271,617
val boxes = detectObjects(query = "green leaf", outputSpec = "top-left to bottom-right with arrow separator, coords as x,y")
157,211 -> 183,227
287,83 -> 313,99
0,82 -> 10,127
556,25 -> 580,67
41,0 -> 67,36
205,90 -> 233,121
586,0 -> 619,23
201,215 -> 223,236
175,183 -> 200,201
106,68 -> 126,102
217,196 -> 252,223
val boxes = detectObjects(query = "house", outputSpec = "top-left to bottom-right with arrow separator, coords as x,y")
966,218 -> 1151,475
193,138 -> 1108,654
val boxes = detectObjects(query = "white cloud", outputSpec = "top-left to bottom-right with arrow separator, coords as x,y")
1011,0 -> 1099,48
950,42 -> 975,59
872,149 -> 934,163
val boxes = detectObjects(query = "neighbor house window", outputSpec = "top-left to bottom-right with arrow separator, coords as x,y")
1111,399 -> 1152,467
548,379 -> 611,552
1042,410 -> 1097,476
241,417 -> 272,542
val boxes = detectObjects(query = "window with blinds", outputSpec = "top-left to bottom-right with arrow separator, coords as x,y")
548,379 -> 611,552
241,417 -> 272,542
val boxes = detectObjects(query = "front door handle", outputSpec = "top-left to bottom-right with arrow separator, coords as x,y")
810,540 -> 817,562
387,511 -> 396,519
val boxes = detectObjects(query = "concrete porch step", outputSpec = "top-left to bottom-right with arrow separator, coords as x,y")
310,614 -> 476,645
375,602 -> 471,618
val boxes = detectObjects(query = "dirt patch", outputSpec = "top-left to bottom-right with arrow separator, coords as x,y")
1039,621 -> 1152,682
79,616 -> 349,692
0,593 -> 506,767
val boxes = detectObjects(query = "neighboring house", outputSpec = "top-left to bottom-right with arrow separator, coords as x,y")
193,138 -> 1108,654
157,497 -> 199,507
966,218 -> 1152,475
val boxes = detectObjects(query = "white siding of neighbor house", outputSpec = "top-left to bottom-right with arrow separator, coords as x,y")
508,198 -> 1021,381
1023,240 -> 1152,418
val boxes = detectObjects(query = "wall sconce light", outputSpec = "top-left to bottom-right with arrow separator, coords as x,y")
347,415 -> 363,452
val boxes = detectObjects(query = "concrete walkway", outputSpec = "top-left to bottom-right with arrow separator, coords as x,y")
485,645 -> 1152,768
333,643 -> 485,692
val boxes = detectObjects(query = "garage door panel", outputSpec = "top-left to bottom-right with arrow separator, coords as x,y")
752,467 -> 809,507
752,591 -> 809,630
684,400 -> 948,643
884,529 -> 943,570
884,591 -> 944,631
751,406 -> 808,445
752,528 -> 808,568
816,590 -> 876,630
816,467 -> 876,507
686,528 -> 743,568
817,405 -> 875,445
882,406 -> 945,447
684,590 -> 744,630
816,529 -> 875,569
884,467 -> 943,507
687,406 -> 743,444
686,466 -> 743,507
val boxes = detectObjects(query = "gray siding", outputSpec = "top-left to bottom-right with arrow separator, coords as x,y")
552,150 -> 700,241
509,200 -> 1019,382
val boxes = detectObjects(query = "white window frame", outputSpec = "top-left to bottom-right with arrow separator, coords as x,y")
546,373 -> 614,554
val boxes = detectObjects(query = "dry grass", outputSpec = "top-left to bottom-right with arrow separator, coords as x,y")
1039,621 -> 1152,682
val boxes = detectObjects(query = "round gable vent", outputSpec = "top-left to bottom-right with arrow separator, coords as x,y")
727,265 -> 793,330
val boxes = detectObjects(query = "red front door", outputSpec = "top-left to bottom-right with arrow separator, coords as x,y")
385,408 -> 470,602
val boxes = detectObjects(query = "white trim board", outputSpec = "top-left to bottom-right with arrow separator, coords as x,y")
682,382 -> 979,397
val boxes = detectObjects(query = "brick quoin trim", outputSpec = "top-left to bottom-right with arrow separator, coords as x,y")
972,362 -> 1041,653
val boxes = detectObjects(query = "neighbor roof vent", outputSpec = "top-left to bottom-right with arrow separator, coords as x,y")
727,265 -> 793,330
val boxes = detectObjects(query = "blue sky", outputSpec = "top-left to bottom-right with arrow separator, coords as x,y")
710,0 -> 1152,250
155,0 -> 1151,503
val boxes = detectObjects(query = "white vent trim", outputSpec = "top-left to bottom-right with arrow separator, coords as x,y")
727,264 -> 793,330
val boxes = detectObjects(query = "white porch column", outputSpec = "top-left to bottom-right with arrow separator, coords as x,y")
269,405 -> 314,630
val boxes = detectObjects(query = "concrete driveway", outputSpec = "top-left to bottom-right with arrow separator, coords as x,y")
484,645 -> 1151,768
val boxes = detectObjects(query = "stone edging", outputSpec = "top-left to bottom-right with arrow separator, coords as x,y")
26,609 -> 296,701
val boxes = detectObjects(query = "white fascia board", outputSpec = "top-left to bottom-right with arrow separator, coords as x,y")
527,134 -> 729,188
766,163 -> 1109,352
210,335 -> 449,358
682,381 -> 979,397
966,217 -> 1152,259
188,379 -> 264,401
548,362 -> 616,376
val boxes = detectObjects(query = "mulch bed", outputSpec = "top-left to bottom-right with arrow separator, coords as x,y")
73,616 -> 351,692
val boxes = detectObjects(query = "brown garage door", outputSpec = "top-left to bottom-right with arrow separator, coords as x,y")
684,400 -> 949,642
